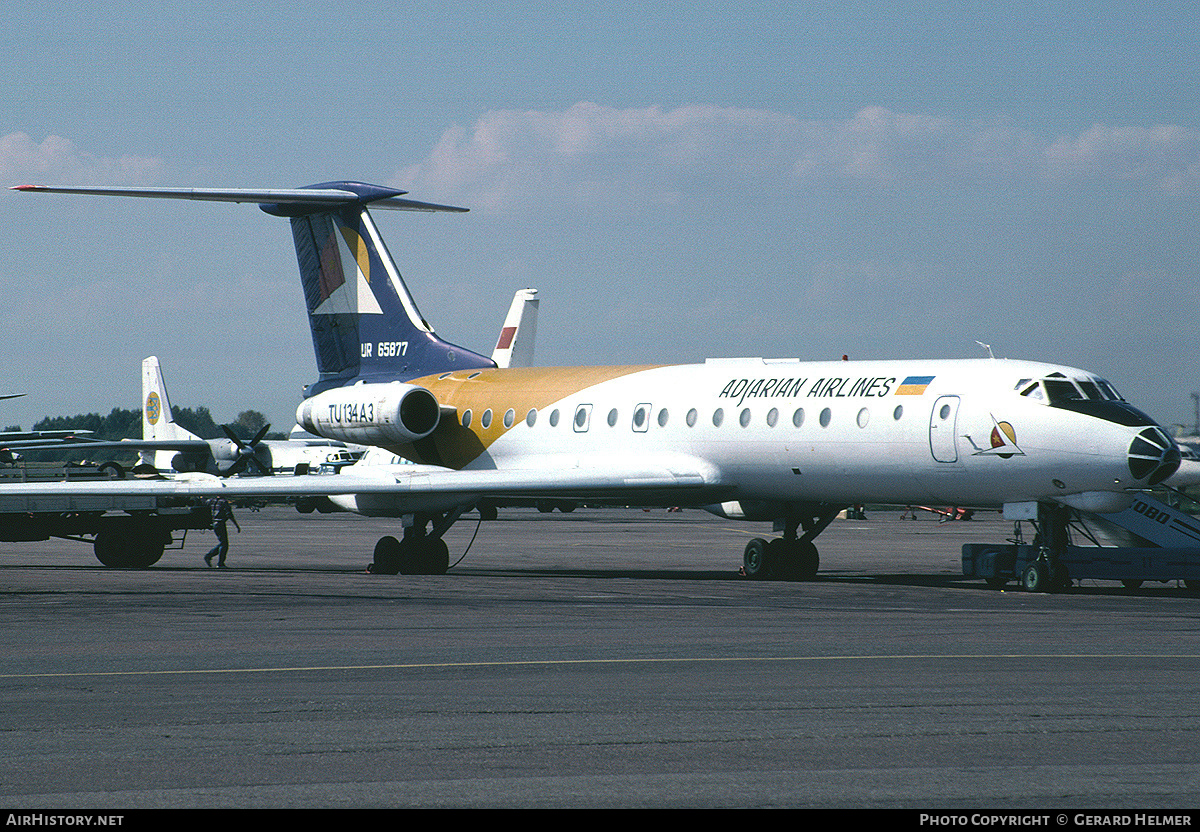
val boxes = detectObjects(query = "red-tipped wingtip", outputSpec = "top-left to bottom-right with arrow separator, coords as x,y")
10,185 -> 40,191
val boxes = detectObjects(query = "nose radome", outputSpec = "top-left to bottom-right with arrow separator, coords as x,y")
1128,427 -> 1181,486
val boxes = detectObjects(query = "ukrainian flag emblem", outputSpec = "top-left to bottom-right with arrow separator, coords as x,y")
896,375 -> 935,395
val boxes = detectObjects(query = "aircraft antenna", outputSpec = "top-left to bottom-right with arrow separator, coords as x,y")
975,341 -> 995,360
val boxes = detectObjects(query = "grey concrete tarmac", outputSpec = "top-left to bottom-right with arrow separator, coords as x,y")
2,506 -> 1199,809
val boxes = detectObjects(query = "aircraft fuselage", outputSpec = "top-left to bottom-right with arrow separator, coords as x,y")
312,357 -> 1173,517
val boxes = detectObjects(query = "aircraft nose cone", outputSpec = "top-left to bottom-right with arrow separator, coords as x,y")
1128,426 -> 1181,486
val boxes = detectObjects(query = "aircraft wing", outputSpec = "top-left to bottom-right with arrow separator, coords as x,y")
8,439 -> 212,452
0,456 -> 726,510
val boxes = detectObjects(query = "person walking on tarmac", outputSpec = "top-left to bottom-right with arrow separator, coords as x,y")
204,497 -> 241,568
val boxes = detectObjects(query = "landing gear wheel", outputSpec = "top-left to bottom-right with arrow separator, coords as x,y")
1185,580 -> 1200,592
414,538 -> 450,575
1021,561 -> 1051,593
743,538 -> 771,580
985,577 -> 1009,590
767,539 -> 798,580
97,461 -> 125,480
1121,579 -> 1144,589
371,536 -> 404,575
794,540 -> 819,581
1049,561 -> 1071,591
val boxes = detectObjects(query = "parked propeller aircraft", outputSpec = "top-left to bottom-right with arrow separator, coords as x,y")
4,181 -> 1184,589
3,357 -> 364,477
136,355 -> 363,476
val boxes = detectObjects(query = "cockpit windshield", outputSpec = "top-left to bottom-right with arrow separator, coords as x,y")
1015,373 -> 1150,426
1017,373 -> 1124,406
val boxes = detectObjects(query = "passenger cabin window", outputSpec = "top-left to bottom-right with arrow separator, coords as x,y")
574,404 -> 592,432
633,404 -> 650,432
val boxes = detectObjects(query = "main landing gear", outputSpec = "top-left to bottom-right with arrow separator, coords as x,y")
742,505 -> 841,581
367,507 -> 468,575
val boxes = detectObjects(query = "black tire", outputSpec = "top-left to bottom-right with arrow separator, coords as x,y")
1122,579 -> 1144,589
93,528 -> 126,567
742,538 -> 771,580
371,536 -> 403,575
1022,562 -> 1050,593
130,532 -> 167,567
98,461 -> 125,480
1049,561 -> 1071,591
794,540 -> 819,580
767,539 -> 798,581
419,538 -> 450,575
985,577 -> 1009,590
93,522 -> 164,568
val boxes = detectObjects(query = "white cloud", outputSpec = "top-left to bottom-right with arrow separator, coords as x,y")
1042,123 -> 1199,189
395,104 -> 1200,211
0,132 -> 165,185
393,102 -> 802,211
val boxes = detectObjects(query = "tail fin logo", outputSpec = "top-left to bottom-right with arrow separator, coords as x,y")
310,223 -> 382,316
145,392 -> 161,425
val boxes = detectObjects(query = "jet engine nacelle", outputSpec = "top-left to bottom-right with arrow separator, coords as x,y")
296,382 -> 441,447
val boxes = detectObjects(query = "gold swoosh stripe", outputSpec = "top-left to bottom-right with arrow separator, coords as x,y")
404,365 -> 661,468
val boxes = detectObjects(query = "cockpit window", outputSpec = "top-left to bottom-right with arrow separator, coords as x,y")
1096,379 -> 1124,401
1042,379 -> 1082,406
1022,374 -> 1154,427
1076,379 -> 1103,401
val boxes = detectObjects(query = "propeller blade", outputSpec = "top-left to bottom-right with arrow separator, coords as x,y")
220,424 -> 247,450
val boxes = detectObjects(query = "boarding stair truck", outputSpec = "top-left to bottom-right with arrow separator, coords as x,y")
963,492 -> 1200,590
0,466 -> 210,567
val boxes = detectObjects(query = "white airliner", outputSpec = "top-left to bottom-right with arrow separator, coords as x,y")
6,182 -> 1184,590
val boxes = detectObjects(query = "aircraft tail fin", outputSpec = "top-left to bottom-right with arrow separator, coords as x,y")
142,356 -> 200,443
287,202 -> 493,393
491,288 -> 539,368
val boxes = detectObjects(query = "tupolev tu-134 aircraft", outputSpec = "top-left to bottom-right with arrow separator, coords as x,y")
6,181 -> 1184,588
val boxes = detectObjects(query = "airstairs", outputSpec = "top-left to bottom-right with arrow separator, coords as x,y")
963,493 -> 1200,589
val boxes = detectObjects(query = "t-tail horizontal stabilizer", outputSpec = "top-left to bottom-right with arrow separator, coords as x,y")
12,182 -> 494,393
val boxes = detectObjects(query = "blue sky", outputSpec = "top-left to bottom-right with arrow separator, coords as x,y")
2,1 -> 1197,433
